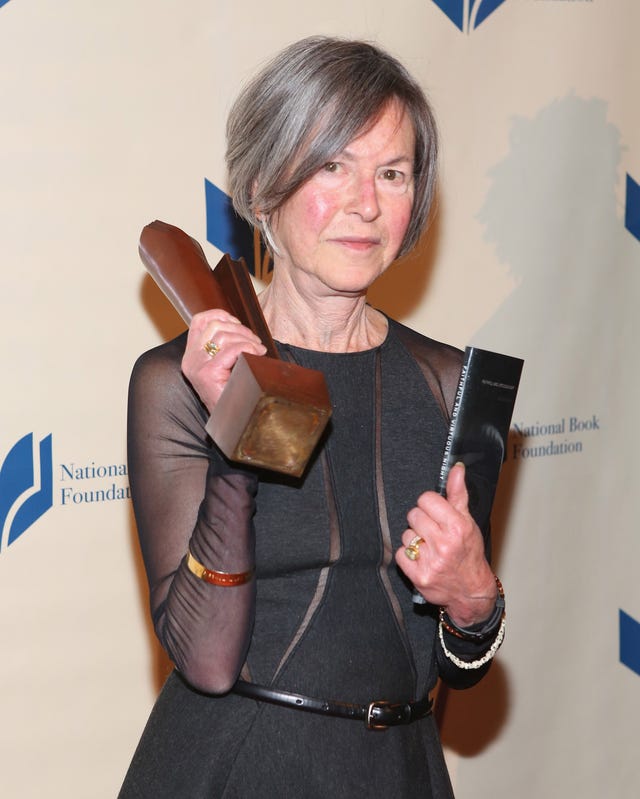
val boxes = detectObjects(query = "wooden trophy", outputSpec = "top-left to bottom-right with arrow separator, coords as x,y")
139,220 -> 331,478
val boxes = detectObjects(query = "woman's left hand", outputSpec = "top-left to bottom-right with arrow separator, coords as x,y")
395,462 -> 497,627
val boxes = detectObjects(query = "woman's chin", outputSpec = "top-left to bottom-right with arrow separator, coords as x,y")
319,268 -> 385,296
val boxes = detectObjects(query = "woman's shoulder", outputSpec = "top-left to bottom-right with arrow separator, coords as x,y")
129,331 -> 190,398
387,317 -> 463,421
131,331 -> 188,373
387,317 -> 463,368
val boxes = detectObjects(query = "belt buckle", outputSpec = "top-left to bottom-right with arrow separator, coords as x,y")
366,700 -> 391,731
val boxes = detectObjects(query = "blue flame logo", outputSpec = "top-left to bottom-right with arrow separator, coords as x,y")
625,174 -> 640,243
620,610 -> 640,677
0,433 -> 53,552
431,0 -> 508,33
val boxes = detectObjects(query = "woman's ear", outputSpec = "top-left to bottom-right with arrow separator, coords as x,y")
255,211 -> 279,258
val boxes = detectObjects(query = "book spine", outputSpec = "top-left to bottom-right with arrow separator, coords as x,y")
437,350 -> 472,496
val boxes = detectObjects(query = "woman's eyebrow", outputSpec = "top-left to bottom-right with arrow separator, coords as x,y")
339,150 -> 414,166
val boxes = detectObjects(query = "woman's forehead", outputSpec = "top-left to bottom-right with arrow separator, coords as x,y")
300,97 -> 414,163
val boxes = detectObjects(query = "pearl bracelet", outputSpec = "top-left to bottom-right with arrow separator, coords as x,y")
438,614 -> 506,670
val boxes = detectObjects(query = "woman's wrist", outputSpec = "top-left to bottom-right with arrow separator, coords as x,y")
440,575 -> 505,641
441,567 -> 499,627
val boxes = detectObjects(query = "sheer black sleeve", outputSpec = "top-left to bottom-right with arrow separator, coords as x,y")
127,334 -> 257,694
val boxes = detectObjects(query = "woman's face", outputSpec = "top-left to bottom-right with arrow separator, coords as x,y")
270,99 -> 415,299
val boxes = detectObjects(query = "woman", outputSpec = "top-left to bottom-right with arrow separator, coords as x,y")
120,36 -> 505,798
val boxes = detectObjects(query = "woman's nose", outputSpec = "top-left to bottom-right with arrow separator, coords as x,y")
344,173 -> 381,222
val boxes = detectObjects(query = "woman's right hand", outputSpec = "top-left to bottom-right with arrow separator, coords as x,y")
181,309 -> 267,413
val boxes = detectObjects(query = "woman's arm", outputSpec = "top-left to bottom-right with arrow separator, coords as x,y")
127,337 -> 258,694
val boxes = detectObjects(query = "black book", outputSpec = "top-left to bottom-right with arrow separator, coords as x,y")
413,346 -> 523,605
438,347 -> 524,531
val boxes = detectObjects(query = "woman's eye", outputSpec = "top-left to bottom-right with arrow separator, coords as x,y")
381,169 -> 402,182
323,162 -> 340,173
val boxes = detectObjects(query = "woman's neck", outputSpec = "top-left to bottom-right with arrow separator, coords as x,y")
259,272 -> 387,353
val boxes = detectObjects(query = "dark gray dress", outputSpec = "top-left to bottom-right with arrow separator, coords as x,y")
120,318 -> 494,798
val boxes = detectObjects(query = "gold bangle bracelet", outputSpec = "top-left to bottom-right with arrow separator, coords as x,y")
186,550 -> 255,587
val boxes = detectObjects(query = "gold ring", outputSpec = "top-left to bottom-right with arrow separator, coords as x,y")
404,535 -> 424,561
203,340 -> 220,358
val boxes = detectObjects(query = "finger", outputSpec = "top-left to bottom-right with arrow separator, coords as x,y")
414,490 -> 451,526
191,309 -> 241,330
412,483 -> 468,538
188,311 -> 239,348
405,505 -> 440,540
395,543 -> 420,575
204,338 -> 266,372
202,329 -> 266,358
395,536 -> 427,573
445,462 -> 469,515
199,325 -> 264,354
401,525 -> 428,548
188,316 -> 266,364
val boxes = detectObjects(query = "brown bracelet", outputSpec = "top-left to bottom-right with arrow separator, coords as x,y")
186,550 -> 255,587
440,575 -> 505,641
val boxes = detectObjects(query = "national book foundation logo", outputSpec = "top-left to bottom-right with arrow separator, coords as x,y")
431,0 -> 508,33
0,433 -> 53,552
0,433 -> 131,554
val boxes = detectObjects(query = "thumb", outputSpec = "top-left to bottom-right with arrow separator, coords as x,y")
446,462 -> 469,513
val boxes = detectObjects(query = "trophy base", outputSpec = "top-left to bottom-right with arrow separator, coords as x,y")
206,354 -> 332,477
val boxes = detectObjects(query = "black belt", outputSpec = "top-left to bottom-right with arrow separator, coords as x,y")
233,680 -> 433,730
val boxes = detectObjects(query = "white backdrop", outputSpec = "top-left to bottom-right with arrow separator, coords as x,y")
1,1 -> 638,796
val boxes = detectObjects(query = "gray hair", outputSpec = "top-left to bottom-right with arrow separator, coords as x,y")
226,36 -> 438,257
